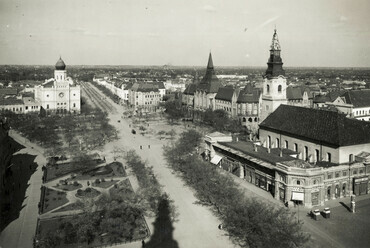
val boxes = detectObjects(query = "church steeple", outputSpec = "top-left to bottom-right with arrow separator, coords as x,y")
207,52 -> 214,69
201,52 -> 218,85
265,29 -> 285,78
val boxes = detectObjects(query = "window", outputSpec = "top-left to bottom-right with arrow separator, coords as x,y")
285,140 -> 288,149
73,103 -> 76,107
343,171 -> 347,177
315,149 -> 320,162
335,172 -> 340,178
276,138 -> 280,148
26,106 -> 28,110
327,173 -> 333,179
313,179 -> 317,185
327,152 -> 331,163
268,135 -> 271,148
353,170 -> 357,175
297,180 -> 301,185
278,85 -> 282,93
349,154 -> 354,163
47,94 -> 49,97
359,169 -> 364,174
294,143 -> 298,152
267,84 -> 270,93
47,104 -> 49,109
304,146 -> 308,161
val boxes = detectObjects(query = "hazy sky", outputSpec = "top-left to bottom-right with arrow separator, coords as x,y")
1,0 -> 370,67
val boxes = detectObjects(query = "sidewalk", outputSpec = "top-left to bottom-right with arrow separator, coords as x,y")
0,131 -> 46,248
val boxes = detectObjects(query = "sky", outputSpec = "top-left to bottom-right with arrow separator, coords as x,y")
0,0 -> 370,67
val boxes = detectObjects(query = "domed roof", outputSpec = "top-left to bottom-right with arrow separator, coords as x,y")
55,57 -> 66,70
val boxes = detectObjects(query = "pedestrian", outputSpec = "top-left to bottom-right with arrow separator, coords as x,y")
148,145 -> 150,149
140,145 -> 142,149
142,240 -> 145,247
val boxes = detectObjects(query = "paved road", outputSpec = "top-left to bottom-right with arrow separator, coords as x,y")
83,82 -> 237,248
0,131 -> 46,248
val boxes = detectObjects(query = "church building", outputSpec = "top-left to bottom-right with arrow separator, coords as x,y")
34,58 -> 81,114
260,29 -> 288,122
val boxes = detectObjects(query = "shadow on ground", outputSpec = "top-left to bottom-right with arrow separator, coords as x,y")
0,138 -> 37,232
145,197 -> 179,248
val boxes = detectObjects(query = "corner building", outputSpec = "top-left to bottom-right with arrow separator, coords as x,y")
205,105 -> 370,207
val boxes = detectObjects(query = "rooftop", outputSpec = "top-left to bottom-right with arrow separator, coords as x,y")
260,105 -> 370,147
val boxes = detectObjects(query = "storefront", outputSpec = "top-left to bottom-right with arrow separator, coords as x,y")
291,187 -> 304,205
353,176 -> 369,196
311,188 -> 320,206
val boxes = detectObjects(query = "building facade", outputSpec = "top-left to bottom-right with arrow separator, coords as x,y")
260,29 -> 288,122
204,105 -> 370,207
34,58 -> 81,114
193,53 -> 222,111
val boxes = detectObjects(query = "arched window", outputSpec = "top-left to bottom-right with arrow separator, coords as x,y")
278,85 -> 282,93
349,154 -> 354,163
276,138 -> 280,148
248,118 -> 252,122
242,117 -> 246,122
266,84 -> 270,94
268,135 -> 271,148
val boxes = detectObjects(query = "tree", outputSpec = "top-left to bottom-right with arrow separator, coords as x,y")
164,99 -> 184,123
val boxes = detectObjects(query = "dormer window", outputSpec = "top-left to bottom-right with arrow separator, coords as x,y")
278,85 -> 282,93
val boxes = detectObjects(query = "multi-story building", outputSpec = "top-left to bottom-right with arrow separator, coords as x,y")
324,89 -> 370,121
214,87 -> 239,117
260,29 -> 288,122
34,57 -> 81,114
286,86 -> 313,108
205,105 -> 370,207
193,53 -> 222,111
237,87 -> 262,131
128,82 -> 164,112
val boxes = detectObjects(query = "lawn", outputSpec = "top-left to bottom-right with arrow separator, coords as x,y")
109,178 -> 134,197
53,201 -> 85,213
72,162 -> 126,181
41,187 -> 68,214
76,187 -> 101,199
54,181 -> 82,191
93,179 -> 119,189
45,158 -> 104,182
36,210 -> 149,247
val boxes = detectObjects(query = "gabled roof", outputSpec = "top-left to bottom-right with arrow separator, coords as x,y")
237,88 -> 261,103
287,86 -> 313,100
183,83 -> 197,95
1,97 -> 24,105
313,90 -> 346,103
215,87 -> 236,101
0,88 -> 17,96
131,83 -> 159,93
260,105 -> 370,147
342,89 -> 370,108
157,82 -> 165,89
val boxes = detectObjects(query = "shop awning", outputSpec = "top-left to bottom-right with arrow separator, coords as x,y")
292,192 -> 304,201
210,155 -> 223,165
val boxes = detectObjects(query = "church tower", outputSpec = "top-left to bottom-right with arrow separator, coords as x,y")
54,57 -> 67,82
260,29 -> 287,122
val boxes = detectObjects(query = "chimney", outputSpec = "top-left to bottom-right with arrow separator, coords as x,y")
279,149 -> 283,157
236,137 -> 239,142
267,147 -> 271,153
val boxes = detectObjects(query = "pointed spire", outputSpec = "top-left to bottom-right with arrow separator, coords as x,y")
270,28 -> 281,51
207,52 -> 214,69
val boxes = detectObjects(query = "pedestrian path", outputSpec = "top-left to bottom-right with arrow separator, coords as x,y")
0,131 -> 46,248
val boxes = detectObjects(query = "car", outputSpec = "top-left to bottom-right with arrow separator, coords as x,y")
131,129 -> 136,134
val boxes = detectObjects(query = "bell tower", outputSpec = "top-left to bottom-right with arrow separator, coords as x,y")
260,29 -> 287,122
54,57 -> 67,83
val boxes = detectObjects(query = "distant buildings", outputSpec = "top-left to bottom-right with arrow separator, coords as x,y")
34,58 -> 81,114
128,82 -> 165,112
205,105 -> 370,207
314,89 -> 370,121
